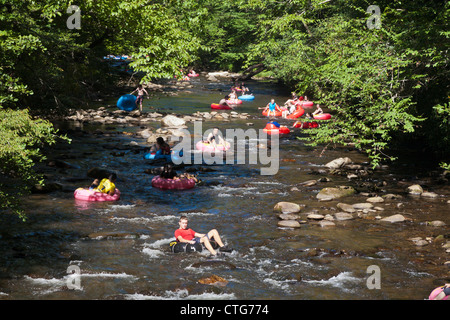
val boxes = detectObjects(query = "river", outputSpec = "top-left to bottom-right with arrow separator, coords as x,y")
0,75 -> 448,300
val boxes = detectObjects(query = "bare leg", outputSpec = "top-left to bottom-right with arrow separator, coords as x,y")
200,229 -> 225,255
207,229 -> 225,247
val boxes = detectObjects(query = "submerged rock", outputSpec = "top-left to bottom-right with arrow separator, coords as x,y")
319,220 -> 336,227
198,275 -> 228,287
337,203 -> 356,213
334,212 -> 354,221
191,260 -> 237,270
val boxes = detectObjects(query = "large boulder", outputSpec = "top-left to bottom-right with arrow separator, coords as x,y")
324,157 -> 353,169
316,186 -> 356,201
274,202 -> 302,214
407,184 -> 423,195
161,115 -> 186,127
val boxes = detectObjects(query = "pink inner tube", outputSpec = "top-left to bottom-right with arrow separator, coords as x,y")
74,188 -> 121,202
195,140 -> 231,152
151,176 -> 196,190
429,286 -> 449,300
211,103 -> 232,110
313,113 -> 331,120
302,101 -> 314,107
188,73 -> 199,77
227,99 -> 242,105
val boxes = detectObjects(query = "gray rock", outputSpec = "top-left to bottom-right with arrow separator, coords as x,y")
380,214 -> 406,223
421,191 -> 439,198
161,115 -> 186,127
278,213 -> 301,220
277,220 -> 301,228
427,220 -> 446,227
307,214 -> 325,220
352,203 -> 374,210
319,221 -> 336,227
337,203 -> 356,213
274,202 -> 302,214
316,186 -> 356,201
366,196 -> 384,203
335,212 -> 354,221
407,184 -> 423,195
324,157 -> 353,169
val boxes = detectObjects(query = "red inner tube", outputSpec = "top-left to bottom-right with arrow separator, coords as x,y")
293,121 -> 319,129
313,113 -> 331,120
263,124 -> 290,134
286,107 -> 305,119
262,109 -> 283,117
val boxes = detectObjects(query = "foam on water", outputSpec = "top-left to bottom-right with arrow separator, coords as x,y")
303,272 -> 362,291
124,289 -> 236,300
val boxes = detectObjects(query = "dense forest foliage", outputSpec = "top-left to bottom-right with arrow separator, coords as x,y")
1,0 -> 448,217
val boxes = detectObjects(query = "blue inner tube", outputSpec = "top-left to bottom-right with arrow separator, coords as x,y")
117,94 -> 137,111
238,95 -> 255,101
143,150 -> 183,162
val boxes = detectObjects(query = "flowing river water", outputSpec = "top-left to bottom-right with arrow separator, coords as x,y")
0,76 -> 448,300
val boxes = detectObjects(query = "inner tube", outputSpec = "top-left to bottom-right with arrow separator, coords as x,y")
151,176 -> 196,190
188,73 -> 199,77
238,95 -> 255,101
144,150 -> 182,162
144,152 -> 171,161
263,123 -> 290,135
169,239 -> 219,253
231,87 -> 243,92
170,241 -> 203,253
227,99 -> 242,105
74,188 -> 121,202
293,121 -> 319,129
286,107 -> 305,119
211,103 -> 232,110
262,109 -> 283,117
195,140 -> 231,152
313,113 -> 331,120
117,94 -> 137,111
302,101 -> 314,108
429,286 -> 449,300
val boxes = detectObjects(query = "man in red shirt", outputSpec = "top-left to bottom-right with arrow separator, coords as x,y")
175,216 -> 232,256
